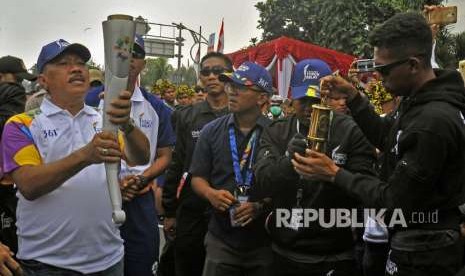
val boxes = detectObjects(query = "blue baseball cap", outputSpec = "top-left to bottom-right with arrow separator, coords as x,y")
219,61 -> 273,94
290,59 -> 332,100
134,34 -> 145,55
37,39 -> 91,73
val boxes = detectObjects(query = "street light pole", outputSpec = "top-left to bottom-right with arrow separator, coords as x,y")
176,25 -> 183,70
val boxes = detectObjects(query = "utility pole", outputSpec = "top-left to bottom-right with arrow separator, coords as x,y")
173,23 -> 185,70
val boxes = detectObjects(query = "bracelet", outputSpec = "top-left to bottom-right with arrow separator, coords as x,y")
119,119 -> 135,135
136,175 -> 149,188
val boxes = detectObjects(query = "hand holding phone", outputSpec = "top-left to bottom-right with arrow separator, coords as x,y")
354,59 -> 375,73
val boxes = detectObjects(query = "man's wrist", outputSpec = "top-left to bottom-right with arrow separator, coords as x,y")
329,164 -> 340,183
136,174 -> 149,188
119,118 -> 135,135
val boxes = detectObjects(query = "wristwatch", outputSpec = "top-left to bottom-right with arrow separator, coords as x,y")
136,174 -> 149,188
119,118 -> 135,135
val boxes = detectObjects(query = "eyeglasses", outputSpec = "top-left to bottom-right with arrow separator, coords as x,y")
374,58 -> 411,76
225,82 -> 264,93
132,51 -> 145,59
200,66 -> 227,77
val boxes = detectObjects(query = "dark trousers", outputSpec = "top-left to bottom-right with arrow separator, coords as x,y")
202,232 -> 273,276
21,259 -> 123,276
363,242 -> 389,276
120,192 -> 159,276
175,209 -> 209,276
158,237 -> 175,276
385,239 -> 463,276
273,252 -> 361,276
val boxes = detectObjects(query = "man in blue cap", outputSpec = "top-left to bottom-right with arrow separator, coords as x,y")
162,52 -> 232,276
190,61 -> 273,276
1,38 -> 150,275
86,34 -> 175,276
254,59 -> 375,276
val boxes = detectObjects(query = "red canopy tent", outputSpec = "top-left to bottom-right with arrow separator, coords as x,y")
226,36 -> 356,99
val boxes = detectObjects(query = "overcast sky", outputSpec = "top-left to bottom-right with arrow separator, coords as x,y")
1,0 -> 464,70
0,0 -> 263,69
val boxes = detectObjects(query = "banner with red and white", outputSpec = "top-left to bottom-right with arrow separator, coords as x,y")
207,33 -> 216,53
217,19 -> 224,53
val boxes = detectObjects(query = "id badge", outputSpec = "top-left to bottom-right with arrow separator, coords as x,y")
229,193 -> 249,227
237,195 -> 249,204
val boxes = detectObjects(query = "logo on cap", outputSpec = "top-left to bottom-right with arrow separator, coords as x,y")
237,64 -> 250,72
306,85 -> 320,98
303,64 -> 320,82
258,78 -> 269,88
56,40 -> 70,48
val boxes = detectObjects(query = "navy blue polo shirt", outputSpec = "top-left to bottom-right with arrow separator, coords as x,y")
189,113 -> 271,250
85,85 -> 176,149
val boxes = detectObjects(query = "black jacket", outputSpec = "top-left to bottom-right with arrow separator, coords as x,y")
255,114 -> 376,255
335,69 -> 465,230
162,101 -> 228,217
0,82 -> 26,138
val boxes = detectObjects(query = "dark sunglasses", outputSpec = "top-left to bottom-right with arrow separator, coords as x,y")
132,51 -> 145,59
374,58 -> 411,76
200,66 -> 227,77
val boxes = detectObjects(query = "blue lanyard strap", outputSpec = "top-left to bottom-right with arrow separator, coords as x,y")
228,126 -> 260,187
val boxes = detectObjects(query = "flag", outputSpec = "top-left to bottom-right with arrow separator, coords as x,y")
207,33 -> 215,53
217,19 -> 224,53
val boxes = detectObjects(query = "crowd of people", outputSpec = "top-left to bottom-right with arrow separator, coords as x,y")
1,8 -> 465,276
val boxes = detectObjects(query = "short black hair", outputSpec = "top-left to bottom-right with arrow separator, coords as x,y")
200,52 -> 233,71
369,12 -> 433,67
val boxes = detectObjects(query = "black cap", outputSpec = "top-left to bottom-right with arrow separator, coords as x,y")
0,56 -> 37,81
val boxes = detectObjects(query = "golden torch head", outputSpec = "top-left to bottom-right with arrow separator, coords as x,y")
307,79 -> 333,152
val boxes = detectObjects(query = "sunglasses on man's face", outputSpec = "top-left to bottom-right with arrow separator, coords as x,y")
373,58 -> 410,76
200,66 -> 227,77
373,53 -> 426,77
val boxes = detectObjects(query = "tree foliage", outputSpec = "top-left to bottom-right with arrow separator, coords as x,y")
141,57 -> 174,87
170,66 -> 197,86
436,30 -> 465,69
255,0 -> 452,59
140,57 -> 197,88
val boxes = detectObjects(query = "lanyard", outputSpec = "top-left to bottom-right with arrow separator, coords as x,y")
228,126 -> 259,188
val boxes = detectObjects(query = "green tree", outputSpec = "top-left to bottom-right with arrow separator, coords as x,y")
87,59 -> 103,71
435,30 -> 465,69
141,57 -> 174,87
255,0 -> 443,57
170,65 -> 197,86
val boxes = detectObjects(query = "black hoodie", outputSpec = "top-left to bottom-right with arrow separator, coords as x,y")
255,113 -> 376,255
0,82 -> 26,138
335,69 -> 465,231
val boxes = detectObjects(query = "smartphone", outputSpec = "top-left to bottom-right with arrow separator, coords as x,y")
459,60 -> 465,83
355,59 -> 375,73
427,6 -> 457,25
